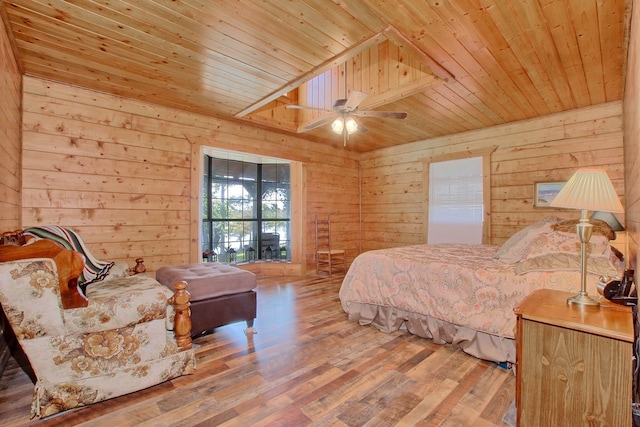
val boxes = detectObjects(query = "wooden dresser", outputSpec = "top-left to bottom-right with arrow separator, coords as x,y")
515,289 -> 634,426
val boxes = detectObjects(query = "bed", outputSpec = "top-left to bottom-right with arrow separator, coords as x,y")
338,216 -> 624,363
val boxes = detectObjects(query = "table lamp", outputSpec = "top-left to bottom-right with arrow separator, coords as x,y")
550,168 -> 624,306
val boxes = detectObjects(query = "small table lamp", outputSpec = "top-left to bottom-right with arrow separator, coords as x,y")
550,168 -> 624,306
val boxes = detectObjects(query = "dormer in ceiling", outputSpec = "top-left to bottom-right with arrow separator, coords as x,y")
239,27 -> 453,138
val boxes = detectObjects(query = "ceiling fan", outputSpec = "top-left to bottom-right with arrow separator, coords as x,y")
286,90 -> 408,146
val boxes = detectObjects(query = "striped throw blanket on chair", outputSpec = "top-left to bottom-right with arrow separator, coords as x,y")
24,226 -> 114,293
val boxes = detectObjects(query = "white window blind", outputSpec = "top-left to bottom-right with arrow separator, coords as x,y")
428,156 -> 483,244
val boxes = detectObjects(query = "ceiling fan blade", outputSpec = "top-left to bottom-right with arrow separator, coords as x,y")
301,115 -> 336,131
345,91 -> 368,109
353,110 -> 408,119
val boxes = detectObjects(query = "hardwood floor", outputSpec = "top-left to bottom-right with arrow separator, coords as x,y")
0,274 -> 515,426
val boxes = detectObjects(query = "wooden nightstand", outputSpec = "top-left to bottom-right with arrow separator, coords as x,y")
515,289 -> 634,426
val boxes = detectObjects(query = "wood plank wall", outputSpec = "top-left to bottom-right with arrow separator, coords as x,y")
623,1 -> 640,274
0,15 -> 21,377
20,76 -> 360,273
0,16 -> 21,233
359,101 -> 624,252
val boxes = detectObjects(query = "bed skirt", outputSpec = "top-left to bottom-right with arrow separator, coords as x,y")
345,302 -> 516,364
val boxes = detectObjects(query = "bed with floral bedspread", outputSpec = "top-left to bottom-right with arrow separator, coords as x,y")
338,216 -> 623,363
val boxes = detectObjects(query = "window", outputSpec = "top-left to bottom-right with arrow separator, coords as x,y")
202,155 -> 290,262
428,156 -> 483,244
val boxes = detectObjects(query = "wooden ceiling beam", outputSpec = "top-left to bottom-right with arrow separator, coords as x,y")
235,31 -> 387,118
382,26 -> 455,83
359,75 -> 443,110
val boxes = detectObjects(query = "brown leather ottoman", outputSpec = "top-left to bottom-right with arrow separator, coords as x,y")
156,262 -> 257,337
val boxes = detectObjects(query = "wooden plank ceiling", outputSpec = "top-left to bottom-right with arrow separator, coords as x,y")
0,0 -> 630,152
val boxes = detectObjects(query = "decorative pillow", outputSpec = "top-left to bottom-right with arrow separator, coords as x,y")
23,226 -> 114,293
519,230 -> 612,260
551,219 -> 616,240
495,216 -> 562,264
515,249 -> 623,277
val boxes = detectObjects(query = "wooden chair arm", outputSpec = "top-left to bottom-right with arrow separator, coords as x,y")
0,239 -> 87,309
168,281 -> 192,350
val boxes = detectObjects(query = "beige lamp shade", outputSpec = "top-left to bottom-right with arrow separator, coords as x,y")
550,168 -> 624,213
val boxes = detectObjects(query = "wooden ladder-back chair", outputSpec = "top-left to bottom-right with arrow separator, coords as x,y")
315,215 -> 346,277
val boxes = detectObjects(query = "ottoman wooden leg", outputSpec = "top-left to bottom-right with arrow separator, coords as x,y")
244,319 -> 256,335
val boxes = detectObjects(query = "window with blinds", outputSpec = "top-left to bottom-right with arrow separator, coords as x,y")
428,156 -> 483,244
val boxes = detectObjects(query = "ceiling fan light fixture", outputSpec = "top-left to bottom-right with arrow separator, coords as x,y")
345,117 -> 358,134
288,89 -> 406,138
331,117 -> 344,134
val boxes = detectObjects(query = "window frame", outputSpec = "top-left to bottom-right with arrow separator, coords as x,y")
423,147 -> 495,244
203,155 -> 291,262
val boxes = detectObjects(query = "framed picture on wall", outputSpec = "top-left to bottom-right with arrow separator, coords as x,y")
534,181 -> 566,208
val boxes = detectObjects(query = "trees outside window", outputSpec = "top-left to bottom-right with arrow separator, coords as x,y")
202,155 -> 290,263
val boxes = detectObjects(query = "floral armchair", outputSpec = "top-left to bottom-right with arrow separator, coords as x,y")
0,228 -> 196,418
